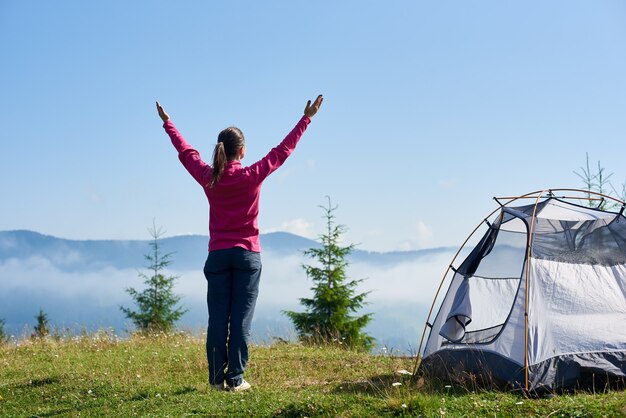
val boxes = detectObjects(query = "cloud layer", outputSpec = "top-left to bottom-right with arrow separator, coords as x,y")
0,247 -> 455,353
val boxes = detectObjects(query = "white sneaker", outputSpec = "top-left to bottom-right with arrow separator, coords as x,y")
229,379 -> 251,392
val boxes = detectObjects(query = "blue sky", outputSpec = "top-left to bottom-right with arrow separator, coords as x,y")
1,1 -> 625,251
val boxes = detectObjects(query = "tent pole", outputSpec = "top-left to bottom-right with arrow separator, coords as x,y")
546,188 -> 625,206
494,188 -> 624,206
595,197 -> 605,209
494,195 -> 604,201
523,190 -> 546,391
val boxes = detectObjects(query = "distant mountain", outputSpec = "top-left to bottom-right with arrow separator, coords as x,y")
0,230 -> 459,351
0,229 -> 525,353
0,230 -> 455,271
0,230 -> 310,272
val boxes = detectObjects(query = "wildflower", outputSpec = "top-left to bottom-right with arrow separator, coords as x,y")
396,369 -> 412,376
401,404 -> 407,409
392,382 -> 402,387
515,401 -> 524,405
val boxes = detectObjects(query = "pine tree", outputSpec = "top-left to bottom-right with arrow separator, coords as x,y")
574,153 -> 625,209
284,197 -> 374,350
0,318 -> 8,344
31,309 -> 49,339
120,223 -> 187,333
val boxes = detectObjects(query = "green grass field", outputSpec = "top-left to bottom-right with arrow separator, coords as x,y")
1,332 -> 624,417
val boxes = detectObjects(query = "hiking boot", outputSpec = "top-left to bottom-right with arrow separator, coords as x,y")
229,379 -> 251,392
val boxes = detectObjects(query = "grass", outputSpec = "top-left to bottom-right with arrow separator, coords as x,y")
0,332 -> 625,417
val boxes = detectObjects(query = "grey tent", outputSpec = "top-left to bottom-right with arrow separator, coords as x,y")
416,189 -> 626,391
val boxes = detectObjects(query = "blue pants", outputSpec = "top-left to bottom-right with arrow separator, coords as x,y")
203,247 -> 261,387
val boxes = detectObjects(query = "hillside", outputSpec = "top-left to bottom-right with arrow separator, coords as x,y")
0,334 -> 623,417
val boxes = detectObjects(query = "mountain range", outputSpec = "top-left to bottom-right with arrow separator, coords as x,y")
0,230 -> 457,352
0,230 -> 452,271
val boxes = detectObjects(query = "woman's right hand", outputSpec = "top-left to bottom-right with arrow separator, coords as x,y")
304,95 -> 323,119
156,101 -> 170,123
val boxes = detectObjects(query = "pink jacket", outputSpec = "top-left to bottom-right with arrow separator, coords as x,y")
163,115 -> 311,252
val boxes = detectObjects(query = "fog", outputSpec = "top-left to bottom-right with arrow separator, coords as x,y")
0,248 -> 456,353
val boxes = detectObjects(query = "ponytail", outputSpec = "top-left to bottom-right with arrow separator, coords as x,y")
207,126 -> 245,188
209,142 -> 227,188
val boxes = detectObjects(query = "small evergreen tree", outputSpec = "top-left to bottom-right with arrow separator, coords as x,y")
0,318 -> 9,344
32,309 -> 49,339
120,223 -> 187,333
284,197 -> 374,350
574,153 -> 625,209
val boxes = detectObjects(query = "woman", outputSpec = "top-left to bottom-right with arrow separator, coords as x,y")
156,95 -> 323,391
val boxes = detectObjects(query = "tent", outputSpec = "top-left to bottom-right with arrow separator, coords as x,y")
416,189 -> 626,391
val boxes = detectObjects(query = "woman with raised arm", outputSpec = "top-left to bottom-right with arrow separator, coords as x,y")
157,95 -> 323,392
